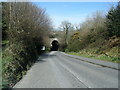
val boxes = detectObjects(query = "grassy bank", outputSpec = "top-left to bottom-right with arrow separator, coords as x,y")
66,47 -> 119,63
67,52 -> 119,63
2,41 -> 38,88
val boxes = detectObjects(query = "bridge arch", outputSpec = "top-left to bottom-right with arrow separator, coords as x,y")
50,39 -> 59,51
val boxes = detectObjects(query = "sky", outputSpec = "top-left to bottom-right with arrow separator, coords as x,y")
33,2 -> 118,29
0,0 -> 118,28
0,0 -> 119,2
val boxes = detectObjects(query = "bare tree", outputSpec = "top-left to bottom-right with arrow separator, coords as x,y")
2,2 -> 52,87
60,21 -> 73,45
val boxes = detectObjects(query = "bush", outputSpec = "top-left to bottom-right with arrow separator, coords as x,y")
2,2 -> 52,88
66,3 -> 119,62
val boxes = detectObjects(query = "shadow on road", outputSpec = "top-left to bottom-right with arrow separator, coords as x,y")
36,53 -> 57,63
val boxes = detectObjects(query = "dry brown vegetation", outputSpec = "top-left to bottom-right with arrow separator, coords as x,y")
64,3 -> 120,62
2,2 -> 52,88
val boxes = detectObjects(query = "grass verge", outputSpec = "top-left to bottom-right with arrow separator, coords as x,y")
67,52 -> 119,63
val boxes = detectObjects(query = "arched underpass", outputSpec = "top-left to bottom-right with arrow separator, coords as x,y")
50,40 -> 59,51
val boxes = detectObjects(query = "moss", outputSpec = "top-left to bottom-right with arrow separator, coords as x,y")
2,40 -> 9,45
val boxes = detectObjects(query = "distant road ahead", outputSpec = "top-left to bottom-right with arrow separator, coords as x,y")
14,51 -> 118,88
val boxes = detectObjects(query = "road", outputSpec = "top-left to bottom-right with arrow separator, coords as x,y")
14,51 -> 118,88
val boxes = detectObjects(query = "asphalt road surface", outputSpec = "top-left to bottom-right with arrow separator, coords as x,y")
14,51 -> 118,88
